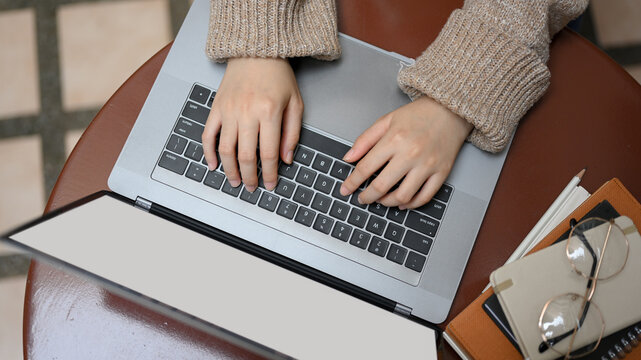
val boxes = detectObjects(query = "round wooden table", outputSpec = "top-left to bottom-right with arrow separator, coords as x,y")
25,2 -> 641,359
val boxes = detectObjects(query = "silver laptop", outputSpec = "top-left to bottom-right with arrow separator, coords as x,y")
109,0 -> 510,324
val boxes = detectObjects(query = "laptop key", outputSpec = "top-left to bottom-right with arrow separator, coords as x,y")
166,134 -> 188,154
258,192 -> 280,212
222,179 -> 242,197
311,193 -> 331,213
368,237 -> 390,257
367,202 -> 388,217
182,101 -> 209,125
278,162 -> 299,180
313,174 -> 335,194
294,207 -> 316,227
349,190 -> 367,209
203,171 -> 225,189
292,186 -> 313,206
312,154 -> 332,173
158,151 -> 189,175
405,251 -> 427,272
365,215 -> 387,236
402,230 -> 433,255
331,222 -> 352,242
185,141 -> 203,162
405,211 -> 439,238
386,207 -> 407,224
349,230 -> 371,249
332,182 -> 350,202
295,167 -> 317,187
189,85 -> 211,105
329,200 -> 350,221
347,208 -> 368,228
240,187 -> 262,204
434,184 -> 453,203
330,161 -> 351,181
313,214 -> 334,234
386,244 -> 407,265
185,162 -> 207,182
384,223 -> 405,243
174,118 -> 204,143
276,199 -> 298,219
414,200 -> 446,220
275,178 -> 295,198
207,92 -> 216,107
294,146 -> 314,166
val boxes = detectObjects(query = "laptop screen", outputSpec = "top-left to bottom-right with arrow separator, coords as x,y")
4,193 -> 436,359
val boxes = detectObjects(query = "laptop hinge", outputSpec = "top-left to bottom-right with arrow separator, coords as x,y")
134,196 -> 152,212
393,303 -> 412,317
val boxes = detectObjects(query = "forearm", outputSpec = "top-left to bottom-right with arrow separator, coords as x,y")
398,0 -> 588,153
206,0 -> 341,61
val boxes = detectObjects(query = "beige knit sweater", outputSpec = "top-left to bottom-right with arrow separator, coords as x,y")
206,0 -> 588,153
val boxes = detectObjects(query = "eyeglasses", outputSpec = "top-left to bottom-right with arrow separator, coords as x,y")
537,217 -> 631,359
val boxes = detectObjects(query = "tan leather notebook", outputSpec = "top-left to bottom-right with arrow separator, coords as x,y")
491,216 -> 641,360
444,178 -> 641,360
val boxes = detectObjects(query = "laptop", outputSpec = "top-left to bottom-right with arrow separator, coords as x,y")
108,0 -> 510,326
2,192 -> 438,359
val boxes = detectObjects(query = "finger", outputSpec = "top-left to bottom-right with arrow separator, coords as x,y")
237,119 -> 259,192
280,95 -> 303,164
401,172 -> 446,209
218,119 -> 241,187
343,114 -> 389,163
259,117 -> 282,191
378,167 -> 431,208
202,109 -> 222,171
340,141 -> 393,196
357,158 -> 409,204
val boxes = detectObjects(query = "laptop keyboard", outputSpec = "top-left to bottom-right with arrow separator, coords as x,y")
155,83 -> 454,283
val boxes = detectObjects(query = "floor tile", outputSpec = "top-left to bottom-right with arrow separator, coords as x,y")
625,64 -> 641,85
0,275 -> 27,360
0,8 -> 40,120
57,0 -> 171,112
65,129 -> 85,158
0,136 -> 45,240
591,0 -> 641,47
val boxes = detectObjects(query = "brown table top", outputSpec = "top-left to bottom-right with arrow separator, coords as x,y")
25,2 -> 641,359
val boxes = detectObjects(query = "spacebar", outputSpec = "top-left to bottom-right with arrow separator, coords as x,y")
299,127 -> 351,161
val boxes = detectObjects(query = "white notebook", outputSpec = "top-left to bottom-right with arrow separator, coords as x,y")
490,216 -> 641,360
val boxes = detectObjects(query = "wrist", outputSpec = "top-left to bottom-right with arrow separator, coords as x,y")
414,96 -> 473,141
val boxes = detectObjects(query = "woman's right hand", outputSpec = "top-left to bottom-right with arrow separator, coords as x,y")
202,57 -> 304,192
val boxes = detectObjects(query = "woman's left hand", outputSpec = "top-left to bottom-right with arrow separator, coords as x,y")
340,95 -> 473,209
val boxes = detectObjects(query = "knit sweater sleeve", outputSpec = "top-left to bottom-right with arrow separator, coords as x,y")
206,0 -> 341,62
398,0 -> 588,153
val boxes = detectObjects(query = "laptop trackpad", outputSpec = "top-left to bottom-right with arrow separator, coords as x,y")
8,194 -> 437,359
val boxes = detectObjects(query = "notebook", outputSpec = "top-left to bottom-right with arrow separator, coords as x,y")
1,192 -> 437,359
108,0 -> 512,324
490,216 -> 641,360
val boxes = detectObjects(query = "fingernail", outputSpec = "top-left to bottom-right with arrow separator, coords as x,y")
398,205 -> 406,210
246,185 -> 256,193
340,184 -> 349,196
357,195 -> 366,204
230,179 -> 241,187
208,164 -> 215,171
265,182 -> 277,191
286,150 -> 293,164
343,149 -> 354,161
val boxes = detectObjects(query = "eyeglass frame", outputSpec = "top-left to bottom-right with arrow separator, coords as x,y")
537,217 -> 630,359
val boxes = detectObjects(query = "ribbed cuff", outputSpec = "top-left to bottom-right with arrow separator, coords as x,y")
398,10 -> 551,153
206,0 -> 341,62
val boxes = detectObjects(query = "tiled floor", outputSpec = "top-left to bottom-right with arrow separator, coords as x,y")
0,1 -> 640,359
